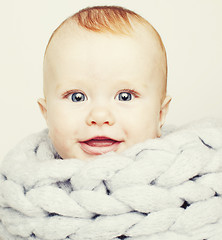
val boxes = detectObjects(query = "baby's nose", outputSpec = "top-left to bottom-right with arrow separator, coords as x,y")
86,106 -> 115,126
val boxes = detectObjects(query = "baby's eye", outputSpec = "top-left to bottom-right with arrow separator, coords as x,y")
117,92 -> 133,101
68,92 -> 87,102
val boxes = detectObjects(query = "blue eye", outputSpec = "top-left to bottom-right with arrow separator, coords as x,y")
118,92 -> 132,101
70,92 -> 86,102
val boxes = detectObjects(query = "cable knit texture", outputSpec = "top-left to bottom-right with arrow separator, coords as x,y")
0,119 -> 222,240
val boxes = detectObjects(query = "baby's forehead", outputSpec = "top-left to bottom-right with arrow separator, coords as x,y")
46,22 -> 164,64
45,25 -> 165,82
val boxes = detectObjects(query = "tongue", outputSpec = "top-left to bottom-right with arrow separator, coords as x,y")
85,139 -> 116,147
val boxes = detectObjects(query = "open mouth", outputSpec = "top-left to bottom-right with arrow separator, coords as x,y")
79,137 -> 122,155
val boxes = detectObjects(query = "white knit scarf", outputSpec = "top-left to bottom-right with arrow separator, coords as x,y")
0,119 -> 222,240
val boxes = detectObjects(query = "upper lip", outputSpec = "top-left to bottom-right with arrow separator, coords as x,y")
79,136 -> 122,143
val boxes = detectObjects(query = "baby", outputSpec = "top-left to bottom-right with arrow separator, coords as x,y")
1,7 -> 222,239
38,6 -> 171,160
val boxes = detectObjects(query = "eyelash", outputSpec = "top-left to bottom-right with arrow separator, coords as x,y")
62,89 -> 140,100
116,89 -> 140,99
62,90 -> 85,99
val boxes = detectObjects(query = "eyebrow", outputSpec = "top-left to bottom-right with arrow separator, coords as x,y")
55,78 -> 149,93
55,80 -> 88,92
115,80 -> 149,90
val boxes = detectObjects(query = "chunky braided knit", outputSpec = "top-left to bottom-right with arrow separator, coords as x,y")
0,119 -> 222,240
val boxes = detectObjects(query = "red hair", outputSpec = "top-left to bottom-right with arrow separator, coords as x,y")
73,6 -> 145,34
46,6 -> 164,50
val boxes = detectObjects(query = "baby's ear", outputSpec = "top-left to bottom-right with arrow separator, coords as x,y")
37,98 -> 48,121
158,95 -> 172,136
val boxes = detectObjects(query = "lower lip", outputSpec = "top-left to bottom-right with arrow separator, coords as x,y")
79,141 -> 122,155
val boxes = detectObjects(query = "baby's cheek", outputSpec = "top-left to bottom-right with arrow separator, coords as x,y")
48,125 -> 65,145
49,132 -> 69,158
130,119 -> 158,142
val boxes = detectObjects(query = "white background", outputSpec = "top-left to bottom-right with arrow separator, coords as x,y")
1,0 -> 222,161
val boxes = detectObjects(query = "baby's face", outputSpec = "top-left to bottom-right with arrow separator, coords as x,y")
39,28 -> 170,160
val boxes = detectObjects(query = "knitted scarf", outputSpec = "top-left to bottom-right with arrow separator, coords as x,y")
0,119 -> 222,240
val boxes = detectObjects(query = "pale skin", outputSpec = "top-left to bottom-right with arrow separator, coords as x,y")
38,24 -> 171,160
